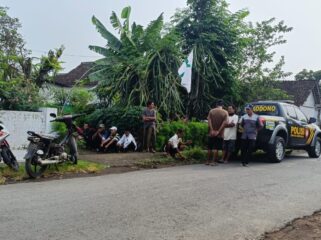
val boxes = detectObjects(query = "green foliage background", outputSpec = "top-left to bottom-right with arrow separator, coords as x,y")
86,106 -> 144,135
156,121 -> 208,150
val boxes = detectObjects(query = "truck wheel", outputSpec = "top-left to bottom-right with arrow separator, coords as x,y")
269,136 -> 285,163
308,137 -> 321,158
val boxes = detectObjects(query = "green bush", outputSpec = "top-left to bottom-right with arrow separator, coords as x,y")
51,122 -> 67,142
86,107 -> 208,150
182,147 -> 207,163
156,121 -> 208,150
86,106 -> 144,136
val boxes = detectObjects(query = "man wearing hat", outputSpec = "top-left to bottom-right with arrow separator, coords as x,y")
239,104 -> 263,166
101,126 -> 120,152
92,124 -> 109,152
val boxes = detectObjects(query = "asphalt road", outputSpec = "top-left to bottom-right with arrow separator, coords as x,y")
1,153 -> 321,240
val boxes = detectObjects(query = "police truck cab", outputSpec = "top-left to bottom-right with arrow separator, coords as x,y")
242,101 -> 321,162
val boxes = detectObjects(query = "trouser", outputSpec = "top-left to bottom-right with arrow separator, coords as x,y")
104,141 -> 118,153
143,126 -> 156,150
241,138 -> 256,164
165,144 -> 179,157
120,142 -> 136,152
92,136 -> 102,149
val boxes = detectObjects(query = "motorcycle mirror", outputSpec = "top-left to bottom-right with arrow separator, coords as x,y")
50,113 -> 57,118
309,117 -> 317,124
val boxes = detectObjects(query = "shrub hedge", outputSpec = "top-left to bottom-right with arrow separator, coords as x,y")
85,106 -> 208,150
156,121 -> 208,150
86,106 -> 144,136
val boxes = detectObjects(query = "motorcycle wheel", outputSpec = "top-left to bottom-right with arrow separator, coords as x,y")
1,147 -> 19,171
25,155 -> 47,178
69,136 -> 78,165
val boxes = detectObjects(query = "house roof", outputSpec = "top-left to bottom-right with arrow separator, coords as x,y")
53,62 -> 97,88
275,80 -> 321,106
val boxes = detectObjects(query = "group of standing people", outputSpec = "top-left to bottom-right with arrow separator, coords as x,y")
207,100 -> 263,167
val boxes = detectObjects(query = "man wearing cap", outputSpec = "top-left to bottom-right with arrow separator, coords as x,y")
207,100 -> 228,166
102,126 -> 120,152
240,104 -> 263,166
92,124 -> 109,152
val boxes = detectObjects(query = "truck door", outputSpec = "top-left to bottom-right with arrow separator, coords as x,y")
294,107 -> 311,146
284,105 -> 305,146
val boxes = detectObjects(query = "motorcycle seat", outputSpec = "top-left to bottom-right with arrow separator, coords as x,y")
38,134 -> 58,140
27,131 -> 58,140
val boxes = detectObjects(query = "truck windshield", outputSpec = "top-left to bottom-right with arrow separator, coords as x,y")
252,104 -> 279,116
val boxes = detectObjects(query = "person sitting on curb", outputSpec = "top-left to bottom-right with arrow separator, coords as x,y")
165,129 -> 191,160
101,126 -> 120,152
117,129 -> 137,152
79,123 -> 96,149
92,124 -> 109,152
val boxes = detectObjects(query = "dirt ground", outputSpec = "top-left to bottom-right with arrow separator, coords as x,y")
79,150 -> 163,167
263,211 -> 321,240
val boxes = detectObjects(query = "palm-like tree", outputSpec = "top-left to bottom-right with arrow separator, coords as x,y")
89,6 -> 183,118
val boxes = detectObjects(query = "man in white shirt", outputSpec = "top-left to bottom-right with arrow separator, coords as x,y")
117,129 -> 137,152
165,129 -> 186,160
222,105 -> 239,163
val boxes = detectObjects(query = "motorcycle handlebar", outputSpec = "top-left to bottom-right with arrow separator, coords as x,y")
50,113 -> 85,123
27,131 -> 42,138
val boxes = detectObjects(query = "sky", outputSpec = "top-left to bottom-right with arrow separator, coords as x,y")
1,0 -> 321,77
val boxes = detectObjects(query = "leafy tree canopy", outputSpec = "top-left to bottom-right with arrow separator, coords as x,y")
172,0 -> 292,117
295,69 -> 321,81
0,6 -> 64,110
90,1 -> 292,119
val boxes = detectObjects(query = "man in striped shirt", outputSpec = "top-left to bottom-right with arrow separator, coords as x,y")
102,126 -> 120,152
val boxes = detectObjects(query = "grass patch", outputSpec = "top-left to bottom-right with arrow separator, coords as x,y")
135,148 -> 208,168
0,160 -> 107,185
44,160 -> 107,176
0,165 -> 27,183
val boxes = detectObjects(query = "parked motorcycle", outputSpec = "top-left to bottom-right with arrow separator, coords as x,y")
0,123 -> 19,171
24,113 -> 82,178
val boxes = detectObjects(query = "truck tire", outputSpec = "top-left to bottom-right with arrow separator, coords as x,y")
269,136 -> 285,163
308,137 -> 321,158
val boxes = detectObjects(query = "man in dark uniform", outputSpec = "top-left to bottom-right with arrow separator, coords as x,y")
240,104 -> 263,166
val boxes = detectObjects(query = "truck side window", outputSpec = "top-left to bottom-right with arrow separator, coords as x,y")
285,106 -> 297,119
294,107 -> 308,123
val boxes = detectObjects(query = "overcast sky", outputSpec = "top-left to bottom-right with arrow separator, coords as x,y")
1,0 -> 321,77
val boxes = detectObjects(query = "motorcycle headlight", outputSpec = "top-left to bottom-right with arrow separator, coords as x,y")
36,150 -> 44,156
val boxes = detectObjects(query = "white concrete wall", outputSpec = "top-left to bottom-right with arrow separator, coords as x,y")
300,92 -> 320,123
0,108 -> 57,160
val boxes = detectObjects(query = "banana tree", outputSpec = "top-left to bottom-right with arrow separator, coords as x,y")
89,6 -> 183,118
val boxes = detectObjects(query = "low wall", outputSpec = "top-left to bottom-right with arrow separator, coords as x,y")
0,108 -> 57,160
